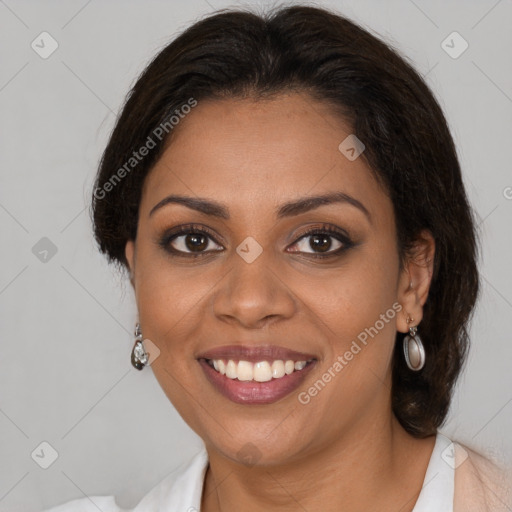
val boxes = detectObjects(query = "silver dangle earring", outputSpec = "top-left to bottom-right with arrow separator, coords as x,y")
403,317 -> 425,371
131,322 -> 149,370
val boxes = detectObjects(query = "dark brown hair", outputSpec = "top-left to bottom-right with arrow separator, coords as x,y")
91,4 -> 480,437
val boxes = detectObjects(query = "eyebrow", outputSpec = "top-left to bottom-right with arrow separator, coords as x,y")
149,191 -> 372,223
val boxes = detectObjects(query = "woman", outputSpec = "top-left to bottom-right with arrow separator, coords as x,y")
45,4 -> 511,511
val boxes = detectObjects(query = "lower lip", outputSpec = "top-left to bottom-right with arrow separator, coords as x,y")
198,359 -> 316,405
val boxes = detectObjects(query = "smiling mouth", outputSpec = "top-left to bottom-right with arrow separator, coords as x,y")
196,344 -> 318,404
198,356 -> 317,405
203,358 -> 316,382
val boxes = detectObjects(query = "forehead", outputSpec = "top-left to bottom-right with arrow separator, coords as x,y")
141,93 -> 389,223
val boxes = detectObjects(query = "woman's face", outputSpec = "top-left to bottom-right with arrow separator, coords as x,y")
125,92 -> 421,465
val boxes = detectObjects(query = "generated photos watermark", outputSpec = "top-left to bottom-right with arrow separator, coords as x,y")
94,97 -> 198,200
297,302 -> 403,405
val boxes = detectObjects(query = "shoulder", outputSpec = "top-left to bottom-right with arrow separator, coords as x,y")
452,440 -> 512,512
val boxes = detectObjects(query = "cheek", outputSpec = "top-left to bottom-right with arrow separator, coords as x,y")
136,266 -> 211,360
134,255 -> 214,429
300,244 -> 399,335
296,244 -> 400,400
134,235 -> 211,326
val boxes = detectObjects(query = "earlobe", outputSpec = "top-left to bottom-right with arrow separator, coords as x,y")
396,230 -> 435,333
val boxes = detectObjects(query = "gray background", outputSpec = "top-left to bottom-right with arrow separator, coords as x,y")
1,0 -> 511,510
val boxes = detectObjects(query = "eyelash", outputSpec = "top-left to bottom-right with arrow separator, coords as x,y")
158,223 -> 354,260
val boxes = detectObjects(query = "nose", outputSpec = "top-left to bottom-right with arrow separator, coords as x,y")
212,249 -> 297,329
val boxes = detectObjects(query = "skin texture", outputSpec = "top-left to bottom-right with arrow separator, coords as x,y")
125,92 -> 437,512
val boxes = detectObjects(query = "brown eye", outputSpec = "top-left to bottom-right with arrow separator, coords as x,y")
291,233 -> 342,254
159,225 -> 224,256
287,225 -> 354,259
178,232 -> 210,252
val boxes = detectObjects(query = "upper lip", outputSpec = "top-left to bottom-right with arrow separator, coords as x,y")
197,345 -> 317,363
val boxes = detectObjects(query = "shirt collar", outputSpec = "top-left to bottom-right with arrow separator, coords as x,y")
412,432 -> 455,512
133,448 -> 209,512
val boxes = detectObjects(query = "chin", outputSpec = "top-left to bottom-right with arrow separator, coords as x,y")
202,423 -> 315,468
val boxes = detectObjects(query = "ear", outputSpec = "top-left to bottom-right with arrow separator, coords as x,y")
396,229 -> 435,333
125,240 -> 136,290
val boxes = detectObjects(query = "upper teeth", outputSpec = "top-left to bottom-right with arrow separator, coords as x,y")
210,359 -> 310,382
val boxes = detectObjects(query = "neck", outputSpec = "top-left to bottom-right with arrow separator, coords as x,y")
201,413 -> 436,512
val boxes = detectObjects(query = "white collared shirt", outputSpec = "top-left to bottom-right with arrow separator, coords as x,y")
44,432 -> 454,511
